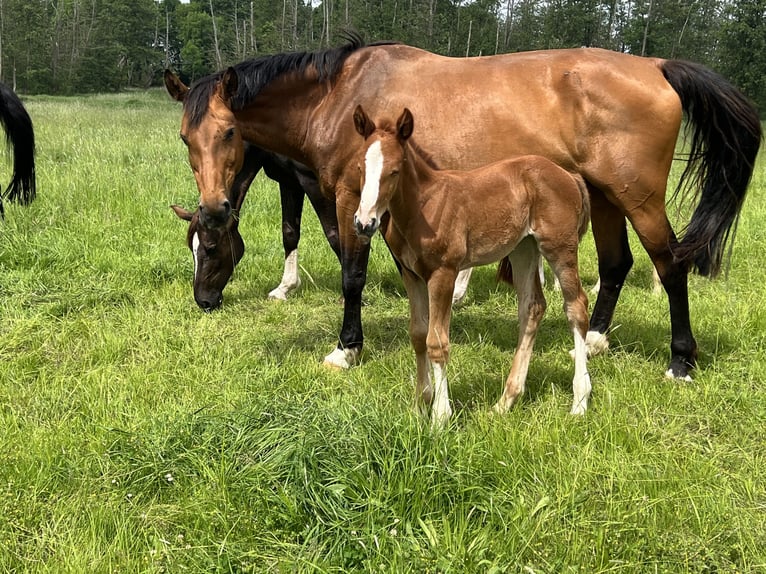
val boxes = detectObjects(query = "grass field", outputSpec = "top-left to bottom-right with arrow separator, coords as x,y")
0,89 -> 765,573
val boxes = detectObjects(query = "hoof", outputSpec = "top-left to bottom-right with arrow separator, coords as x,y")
570,330 -> 609,359
267,288 -> 288,301
570,402 -> 588,416
322,346 -> 361,370
665,355 -> 694,382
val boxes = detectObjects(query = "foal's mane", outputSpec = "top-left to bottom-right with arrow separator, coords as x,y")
184,32 -> 398,128
405,137 -> 441,170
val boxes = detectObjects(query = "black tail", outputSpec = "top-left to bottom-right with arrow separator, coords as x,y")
661,59 -> 762,277
0,81 -> 37,218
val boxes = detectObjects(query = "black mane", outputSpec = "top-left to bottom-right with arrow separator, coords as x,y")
184,32 -> 397,128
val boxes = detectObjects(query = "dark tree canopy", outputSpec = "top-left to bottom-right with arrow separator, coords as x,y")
0,0 -> 763,113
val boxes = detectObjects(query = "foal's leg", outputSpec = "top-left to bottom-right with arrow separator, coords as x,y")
493,238 -> 547,414
452,268 -> 472,305
587,189 -> 633,357
268,181 -> 304,300
400,268 -> 432,416
322,188 -> 369,369
546,254 -> 591,415
426,267 -> 459,429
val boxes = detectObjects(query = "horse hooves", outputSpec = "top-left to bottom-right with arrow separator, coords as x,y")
322,346 -> 361,370
665,357 -> 694,382
267,290 -> 288,301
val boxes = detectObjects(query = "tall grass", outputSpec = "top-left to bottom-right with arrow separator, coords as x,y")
0,90 -> 764,573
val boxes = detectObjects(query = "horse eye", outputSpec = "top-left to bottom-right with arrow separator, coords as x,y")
390,169 -> 400,176
223,128 -> 235,141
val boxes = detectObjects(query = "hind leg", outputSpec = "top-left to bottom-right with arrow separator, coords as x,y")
545,250 -> 591,414
588,189 -> 634,356
493,237 -> 547,414
627,209 -> 697,380
269,181 -> 304,300
452,268 -> 472,305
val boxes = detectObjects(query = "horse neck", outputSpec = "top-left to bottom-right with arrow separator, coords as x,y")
389,140 -> 440,225
234,76 -> 325,166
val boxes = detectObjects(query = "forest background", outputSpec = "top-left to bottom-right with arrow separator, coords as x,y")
0,0 -> 764,112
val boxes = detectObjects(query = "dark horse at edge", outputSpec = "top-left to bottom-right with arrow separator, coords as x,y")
0,81 -> 36,217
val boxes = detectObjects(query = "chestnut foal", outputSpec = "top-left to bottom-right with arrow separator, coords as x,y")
352,106 -> 592,427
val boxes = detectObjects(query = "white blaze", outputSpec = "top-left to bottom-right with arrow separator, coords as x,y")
192,232 -> 201,282
356,140 -> 384,228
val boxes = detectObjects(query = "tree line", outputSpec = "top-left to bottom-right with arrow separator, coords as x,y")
0,0 -> 764,112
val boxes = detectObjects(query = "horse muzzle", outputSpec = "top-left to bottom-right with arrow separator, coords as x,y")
195,292 -> 223,312
353,214 -> 378,238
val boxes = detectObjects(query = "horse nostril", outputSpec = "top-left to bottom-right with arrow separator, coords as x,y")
197,296 -> 221,311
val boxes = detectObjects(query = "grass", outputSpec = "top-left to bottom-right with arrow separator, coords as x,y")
0,89 -> 764,572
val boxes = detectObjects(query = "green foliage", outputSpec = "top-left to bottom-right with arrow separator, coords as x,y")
0,0 -> 765,110
0,91 -> 765,572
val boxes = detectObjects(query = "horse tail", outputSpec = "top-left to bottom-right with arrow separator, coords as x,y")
660,59 -> 762,277
496,256 -> 514,286
0,81 -> 37,217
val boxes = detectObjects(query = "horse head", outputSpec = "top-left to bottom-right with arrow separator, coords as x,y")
352,105 -> 413,238
171,204 -> 245,311
165,69 -> 245,229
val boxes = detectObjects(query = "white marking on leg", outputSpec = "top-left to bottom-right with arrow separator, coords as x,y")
322,346 -> 361,370
665,368 -> 693,382
584,330 -> 609,357
590,277 -> 601,295
570,329 -> 592,415
652,266 -> 662,295
452,268 -> 472,305
268,249 -> 301,301
430,362 -> 452,429
192,232 -> 200,282
355,140 -> 384,228
571,330 -> 610,359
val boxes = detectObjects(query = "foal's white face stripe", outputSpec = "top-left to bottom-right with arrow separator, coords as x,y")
357,140 -> 384,226
192,232 -> 201,281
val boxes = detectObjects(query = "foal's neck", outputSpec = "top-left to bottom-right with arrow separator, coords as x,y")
388,139 -> 442,230
400,139 -> 439,194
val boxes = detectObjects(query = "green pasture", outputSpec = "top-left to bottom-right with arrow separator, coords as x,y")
0,90 -> 764,572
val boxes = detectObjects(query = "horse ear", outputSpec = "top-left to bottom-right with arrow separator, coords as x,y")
170,204 -> 194,222
164,70 -> 188,102
353,105 -> 375,139
220,67 -> 239,103
397,108 -> 414,141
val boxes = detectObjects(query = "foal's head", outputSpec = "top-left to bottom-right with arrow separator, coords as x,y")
165,69 -> 245,229
171,205 -> 245,311
352,105 -> 413,238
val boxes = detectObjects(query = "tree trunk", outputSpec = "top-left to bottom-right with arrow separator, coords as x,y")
209,0 -> 223,69
641,0 -> 653,56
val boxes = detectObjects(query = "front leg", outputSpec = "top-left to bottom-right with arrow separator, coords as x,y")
426,268 -> 459,429
323,188 -> 369,369
400,268 -> 432,417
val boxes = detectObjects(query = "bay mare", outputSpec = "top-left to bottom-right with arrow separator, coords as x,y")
164,35 -> 761,379
352,106 -> 591,426
0,81 -> 36,217
170,142 -> 341,310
